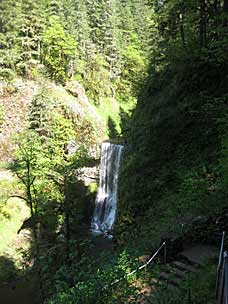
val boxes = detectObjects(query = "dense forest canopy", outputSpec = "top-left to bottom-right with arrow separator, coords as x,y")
0,0 -> 227,303
0,0 -> 151,100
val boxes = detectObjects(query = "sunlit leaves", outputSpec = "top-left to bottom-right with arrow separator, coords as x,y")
42,16 -> 77,84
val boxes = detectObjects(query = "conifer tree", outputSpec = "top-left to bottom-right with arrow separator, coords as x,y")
86,0 -> 103,50
0,0 -> 22,77
29,90 -> 52,138
41,16 -> 77,84
17,0 -> 46,77
47,0 -> 65,19
100,0 -> 121,78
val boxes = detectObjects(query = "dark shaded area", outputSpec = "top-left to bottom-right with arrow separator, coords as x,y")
0,256 -> 39,304
107,116 -> 119,139
119,106 -> 131,138
116,56 -> 228,243
0,277 -> 39,304
66,179 -> 96,230
0,256 -> 18,283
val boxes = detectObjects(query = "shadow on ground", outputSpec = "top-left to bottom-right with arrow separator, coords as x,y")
0,255 -> 39,304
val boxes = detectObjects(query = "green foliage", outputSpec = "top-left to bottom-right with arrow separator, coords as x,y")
48,250 -> 139,304
152,262 -> 216,304
119,37 -> 148,95
29,89 -> 53,137
17,0 -> 46,78
10,87 -> 99,297
0,0 -> 22,72
107,116 -> 119,139
0,0 -> 151,105
0,68 -> 16,81
84,53 -> 112,103
42,16 -> 77,84
117,41 -> 228,244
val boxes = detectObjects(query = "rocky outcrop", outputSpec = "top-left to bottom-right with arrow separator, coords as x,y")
65,80 -> 106,138
0,79 -> 39,161
76,166 -> 99,186
65,80 -> 87,100
0,78 -> 106,162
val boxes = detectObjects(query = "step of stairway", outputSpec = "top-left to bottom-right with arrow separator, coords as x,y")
171,261 -> 198,273
159,271 -> 182,286
166,265 -> 187,278
150,277 -> 163,285
150,276 -> 178,290
179,255 -> 201,267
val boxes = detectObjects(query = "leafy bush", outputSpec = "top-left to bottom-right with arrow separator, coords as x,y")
47,251 -> 139,304
0,68 -> 15,81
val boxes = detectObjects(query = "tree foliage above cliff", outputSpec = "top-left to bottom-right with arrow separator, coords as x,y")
0,0 -> 151,100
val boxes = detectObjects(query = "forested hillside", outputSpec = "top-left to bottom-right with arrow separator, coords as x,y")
0,0 -> 150,97
0,0 -> 228,303
117,0 -> 228,246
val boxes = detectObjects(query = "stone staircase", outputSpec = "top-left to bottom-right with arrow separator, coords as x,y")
156,244 -> 218,289
157,256 -> 201,290
137,244 -> 218,302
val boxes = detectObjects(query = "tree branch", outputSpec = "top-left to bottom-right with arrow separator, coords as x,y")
9,195 -> 28,203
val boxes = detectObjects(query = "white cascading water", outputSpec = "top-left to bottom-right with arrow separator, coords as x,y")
91,142 -> 123,235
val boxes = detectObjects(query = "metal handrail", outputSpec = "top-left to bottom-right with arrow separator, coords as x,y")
218,232 -> 226,272
105,242 -> 166,289
216,231 -> 225,299
224,252 -> 228,304
217,251 -> 228,304
181,216 -> 202,232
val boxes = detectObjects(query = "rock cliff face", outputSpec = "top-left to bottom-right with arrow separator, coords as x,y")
64,80 -> 106,142
0,78 -> 106,162
0,79 -> 39,161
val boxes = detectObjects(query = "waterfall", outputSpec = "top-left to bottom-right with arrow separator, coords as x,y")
91,142 -> 123,235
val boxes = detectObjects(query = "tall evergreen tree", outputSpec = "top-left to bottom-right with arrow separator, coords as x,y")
17,0 -> 46,76
0,0 -> 22,76
41,16 -> 77,83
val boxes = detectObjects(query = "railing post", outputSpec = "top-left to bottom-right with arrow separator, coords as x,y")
224,251 -> 228,304
188,288 -> 192,304
216,231 -> 225,299
164,242 -> 167,264
181,223 -> 184,234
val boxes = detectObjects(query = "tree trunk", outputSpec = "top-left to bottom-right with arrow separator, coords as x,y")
179,13 -> 187,51
26,161 -> 36,238
224,0 -> 228,12
64,177 -> 70,263
224,0 -> 228,26
26,160 -> 44,301
214,0 -> 219,40
200,0 -> 207,47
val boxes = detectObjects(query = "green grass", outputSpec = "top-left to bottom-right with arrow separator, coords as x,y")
0,170 -> 30,281
96,96 -> 136,137
0,198 -> 30,255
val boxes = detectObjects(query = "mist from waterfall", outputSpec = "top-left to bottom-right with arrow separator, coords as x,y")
91,142 -> 123,235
